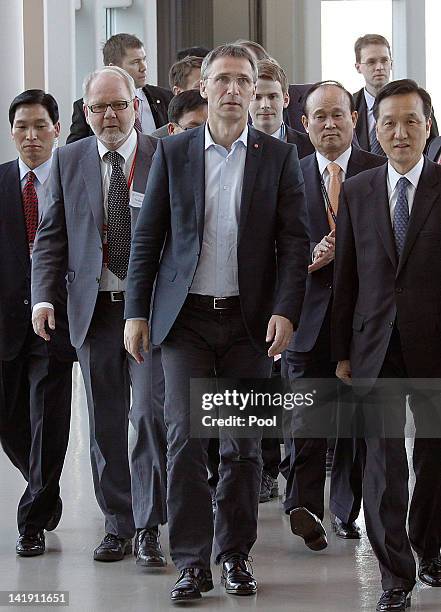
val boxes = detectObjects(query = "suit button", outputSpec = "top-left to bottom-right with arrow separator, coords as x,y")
327,284 -> 332,289
396,287 -> 403,293
23,299 -> 29,305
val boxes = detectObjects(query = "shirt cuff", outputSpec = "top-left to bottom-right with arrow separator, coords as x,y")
126,317 -> 148,321
32,302 -> 54,313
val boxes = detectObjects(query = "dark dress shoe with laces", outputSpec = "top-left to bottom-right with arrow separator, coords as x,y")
93,533 -> 132,562
16,532 -> 45,557
170,567 -> 214,602
418,555 -> 441,587
221,556 -> 257,595
376,589 -> 411,611
134,527 -> 166,567
289,507 -> 328,551
330,514 -> 361,539
45,497 -> 63,532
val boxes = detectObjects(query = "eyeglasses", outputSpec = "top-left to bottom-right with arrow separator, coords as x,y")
88,100 -> 134,114
205,74 -> 254,90
358,58 -> 392,68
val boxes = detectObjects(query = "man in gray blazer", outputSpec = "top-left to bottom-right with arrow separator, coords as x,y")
31,66 -> 167,567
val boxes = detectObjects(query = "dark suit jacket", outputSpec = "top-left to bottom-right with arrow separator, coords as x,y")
31,134 -> 157,349
332,158 -> 441,380
66,84 -> 173,144
284,84 -> 313,133
0,160 -> 74,361
292,147 -> 386,354
286,125 -> 314,159
353,88 -> 439,152
124,125 -> 310,352
426,136 -> 441,163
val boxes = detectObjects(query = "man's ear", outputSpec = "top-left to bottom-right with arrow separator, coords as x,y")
301,114 -> 309,133
83,104 -> 90,125
283,92 -> 290,109
54,121 -> 61,138
167,123 -> 175,135
200,80 -> 208,99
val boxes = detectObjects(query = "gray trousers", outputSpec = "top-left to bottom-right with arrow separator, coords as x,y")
160,300 -> 272,570
76,295 -> 167,538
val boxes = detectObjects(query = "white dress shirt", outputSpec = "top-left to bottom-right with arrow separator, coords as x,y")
387,156 -> 424,224
136,88 -> 156,135
190,123 -> 248,297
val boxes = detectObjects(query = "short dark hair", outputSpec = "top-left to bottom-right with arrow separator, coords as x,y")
257,58 -> 288,95
354,34 -> 391,63
9,89 -> 59,127
234,39 -> 270,61
201,43 -> 257,82
373,79 -> 432,121
168,89 -> 207,125
102,33 -> 143,66
176,46 -> 210,60
169,56 -> 203,90
303,80 -> 355,116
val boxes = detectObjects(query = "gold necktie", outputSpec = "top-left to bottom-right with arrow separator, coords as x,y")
326,162 -> 342,230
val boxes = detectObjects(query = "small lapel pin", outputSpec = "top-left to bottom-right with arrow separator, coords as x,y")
254,143 -> 259,149
156,99 -> 161,104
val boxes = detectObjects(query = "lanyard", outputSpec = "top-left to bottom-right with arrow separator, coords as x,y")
127,144 -> 138,190
320,177 -> 337,225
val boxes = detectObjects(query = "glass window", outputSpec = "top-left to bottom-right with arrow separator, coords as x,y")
426,0 -> 441,121
321,0 -> 393,93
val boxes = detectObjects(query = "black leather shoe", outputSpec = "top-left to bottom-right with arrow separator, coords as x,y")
289,507 -> 328,551
16,532 -> 45,557
376,589 -> 411,611
418,555 -> 441,587
170,568 -> 214,602
330,514 -> 361,539
259,471 -> 279,503
93,534 -> 132,562
221,556 -> 257,595
134,527 -> 166,567
45,497 -> 62,532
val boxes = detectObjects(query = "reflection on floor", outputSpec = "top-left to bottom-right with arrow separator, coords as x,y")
0,365 -> 440,611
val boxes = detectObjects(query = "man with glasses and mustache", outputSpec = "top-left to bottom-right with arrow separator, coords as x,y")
124,44 -> 309,602
353,34 -> 438,155
31,66 -> 168,569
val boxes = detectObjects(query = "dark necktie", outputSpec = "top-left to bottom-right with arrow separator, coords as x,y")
22,170 -> 38,253
393,177 -> 410,258
369,123 -> 385,156
104,151 -> 131,279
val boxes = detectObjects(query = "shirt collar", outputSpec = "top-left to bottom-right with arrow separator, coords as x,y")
97,128 -> 137,163
387,156 -> 424,192
18,155 -> 53,184
316,146 -> 352,177
135,87 -> 147,102
268,123 -> 285,141
204,122 -> 248,152
364,88 -> 376,111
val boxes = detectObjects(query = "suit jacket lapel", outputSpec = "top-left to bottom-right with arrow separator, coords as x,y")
189,126 -> 206,247
372,165 -> 397,268
397,159 -> 439,275
2,160 -> 30,274
303,155 -> 329,238
238,127 -> 263,243
80,138 -> 104,239
132,134 -> 155,194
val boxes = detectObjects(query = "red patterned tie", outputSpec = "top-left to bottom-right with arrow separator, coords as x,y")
22,171 -> 38,253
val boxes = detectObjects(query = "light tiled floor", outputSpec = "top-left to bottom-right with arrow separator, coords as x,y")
0,365 -> 440,611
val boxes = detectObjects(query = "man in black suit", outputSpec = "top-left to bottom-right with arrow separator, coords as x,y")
124,44 -> 309,602
32,67 -> 167,567
353,34 -> 438,154
67,33 -> 172,143
0,90 -> 75,556
282,80 -> 385,551
333,79 -> 441,612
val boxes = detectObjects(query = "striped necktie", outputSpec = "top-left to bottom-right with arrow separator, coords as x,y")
393,177 -> 410,258
22,170 -> 38,254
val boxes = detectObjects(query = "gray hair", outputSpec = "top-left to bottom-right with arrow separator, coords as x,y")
83,66 -> 136,104
200,43 -> 258,83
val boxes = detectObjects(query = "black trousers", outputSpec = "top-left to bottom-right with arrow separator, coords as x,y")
76,296 -> 167,538
0,328 -> 73,535
160,300 -> 272,570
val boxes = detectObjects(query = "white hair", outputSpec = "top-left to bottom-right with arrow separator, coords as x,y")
83,66 -> 136,104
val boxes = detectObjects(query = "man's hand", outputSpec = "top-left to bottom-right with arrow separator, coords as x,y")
308,230 -> 335,273
32,307 -> 55,341
336,360 -> 352,385
124,320 -> 150,364
266,315 -> 293,357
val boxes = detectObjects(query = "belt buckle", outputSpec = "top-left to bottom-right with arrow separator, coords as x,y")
110,291 -> 124,302
213,297 -> 228,310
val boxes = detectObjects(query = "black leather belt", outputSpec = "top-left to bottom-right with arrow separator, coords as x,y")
98,291 -> 125,303
186,294 -> 240,311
